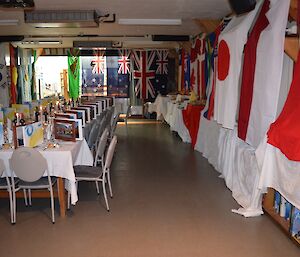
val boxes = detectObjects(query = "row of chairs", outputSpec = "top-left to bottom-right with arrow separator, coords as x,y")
0,108 -> 120,224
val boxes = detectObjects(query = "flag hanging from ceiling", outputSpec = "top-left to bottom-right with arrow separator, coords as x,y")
0,43 -> 9,107
18,48 -> 32,102
68,49 -> 80,99
81,50 -> 106,95
154,50 -> 169,95
214,2 -> 262,130
132,50 -> 156,99
267,50 -> 300,161
238,0 -> 270,143
9,44 -> 18,105
107,54 -> 129,97
156,50 -> 168,75
203,23 -> 223,120
238,0 -> 290,148
31,48 -> 43,100
118,49 -> 131,74
190,34 -> 206,99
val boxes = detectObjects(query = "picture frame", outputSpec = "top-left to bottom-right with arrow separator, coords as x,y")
22,122 -> 44,148
66,110 -> 86,127
53,119 -> 76,142
71,107 -> 90,123
81,105 -> 97,119
55,118 -> 83,140
55,113 -> 77,119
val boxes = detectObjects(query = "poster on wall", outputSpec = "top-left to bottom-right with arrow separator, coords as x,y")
22,122 -> 44,148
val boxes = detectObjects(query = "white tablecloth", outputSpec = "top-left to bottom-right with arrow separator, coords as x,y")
148,95 -> 170,120
0,139 -> 93,205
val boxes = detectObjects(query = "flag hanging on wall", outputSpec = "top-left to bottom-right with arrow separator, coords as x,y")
9,44 -> 18,105
154,50 -> 169,95
190,34 -> 206,99
0,43 -> 9,107
81,50 -> 106,95
68,49 -> 80,99
132,50 -> 156,99
214,2 -> 261,130
118,49 -> 131,74
238,0 -> 290,148
178,49 -> 191,93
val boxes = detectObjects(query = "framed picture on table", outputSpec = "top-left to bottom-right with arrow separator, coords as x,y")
71,107 -> 90,123
54,119 -> 76,142
55,113 -> 77,119
54,118 -> 83,140
0,122 -> 4,147
22,122 -> 44,148
66,110 -> 86,127
81,105 -> 97,119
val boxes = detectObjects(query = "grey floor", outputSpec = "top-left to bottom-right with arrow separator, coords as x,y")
0,123 -> 299,257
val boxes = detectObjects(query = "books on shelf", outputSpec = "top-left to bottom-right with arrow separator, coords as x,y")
291,207 -> 300,242
273,191 -> 292,221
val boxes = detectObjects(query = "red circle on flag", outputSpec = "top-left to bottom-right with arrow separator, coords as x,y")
218,40 -> 230,81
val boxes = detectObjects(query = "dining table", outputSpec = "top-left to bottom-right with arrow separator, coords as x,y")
0,139 -> 93,217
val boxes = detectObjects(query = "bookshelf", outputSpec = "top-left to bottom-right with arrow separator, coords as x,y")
263,188 -> 300,247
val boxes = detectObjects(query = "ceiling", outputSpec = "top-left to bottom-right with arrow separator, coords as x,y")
0,0 -> 231,48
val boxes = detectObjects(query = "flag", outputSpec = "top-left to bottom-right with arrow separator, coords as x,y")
0,43 -> 9,107
9,44 -> 18,104
238,0 -> 270,142
156,50 -> 168,75
238,0 -> 290,148
68,49 -> 80,99
18,48 -> 32,102
91,49 -> 106,74
203,23 -> 223,120
118,49 -> 130,74
184,51 -> 190,92
214,3 -> 261,130
132,50 -> 156,99
190,34 -> 206,99
31,48 -> 43,100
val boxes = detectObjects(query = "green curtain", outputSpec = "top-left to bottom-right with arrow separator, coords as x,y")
67,49 -> 80,99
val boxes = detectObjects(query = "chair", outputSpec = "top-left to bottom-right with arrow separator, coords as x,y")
87,121 -> 100,151
0,159 -> 14,224
125,105 -> 131,134
71,136 -> 117,211
109,113 -> 120,140
10,147 -> 56,224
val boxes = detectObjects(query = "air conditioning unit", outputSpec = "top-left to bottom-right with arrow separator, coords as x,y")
152,35 -> 190,42
0,0 -> 34,8
24,10 -> 99,28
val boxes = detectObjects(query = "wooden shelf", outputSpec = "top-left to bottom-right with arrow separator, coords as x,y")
263,204 -> 290,233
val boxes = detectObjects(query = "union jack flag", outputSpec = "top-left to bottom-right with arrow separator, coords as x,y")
118,49 -> 131,74
156,50 -> 168,75
132,50 -> 156,99
91,50 -> 105,74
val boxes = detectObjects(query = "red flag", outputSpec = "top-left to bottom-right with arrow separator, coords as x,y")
9,44 -> 17,104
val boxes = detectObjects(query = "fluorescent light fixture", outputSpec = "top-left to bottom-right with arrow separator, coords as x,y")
118,19 -> 182,26
0,19 -> 19,26
21,41 -> 62,45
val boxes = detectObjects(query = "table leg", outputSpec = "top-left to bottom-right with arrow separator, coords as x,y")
57,177 -> 66,217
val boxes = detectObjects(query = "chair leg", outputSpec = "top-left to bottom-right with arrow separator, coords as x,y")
67,191 -> 71,210
95,181 -> 100,194
107,172 -> 113,198
12,185 -> 16,224
23,189 -> 28,206
49,185 -> 55,224
7,187 -> 14,224
28,189 -> 32,206
102,180 -> 109,211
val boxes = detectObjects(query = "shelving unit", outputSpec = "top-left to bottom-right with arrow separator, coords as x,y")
263,188 -> 300,247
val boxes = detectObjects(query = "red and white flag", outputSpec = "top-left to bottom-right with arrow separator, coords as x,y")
91,50 -> 106,74
118,49 -> 130,74
132,50 -> 156,99
214,2 -> 262,129
238,0 -> 290,148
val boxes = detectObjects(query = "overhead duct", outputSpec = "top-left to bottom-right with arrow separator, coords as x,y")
73,41 -> 113,48
24,10 -> 100,28
152,35 -> 190,42
0,35 -> 24,42
0,0 -> 34,8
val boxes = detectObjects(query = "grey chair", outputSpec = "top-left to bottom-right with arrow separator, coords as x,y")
10,147 -> 56,224
71,136 -> 117,211
0,159 -> 14,224
109,113 -> 120,140
125,105 -> 131,134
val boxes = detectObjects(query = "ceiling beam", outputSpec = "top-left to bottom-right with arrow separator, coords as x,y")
193,19 -> 220,34
289,0 -> 297,21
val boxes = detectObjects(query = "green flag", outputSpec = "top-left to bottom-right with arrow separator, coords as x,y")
68,49 -> 80,99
